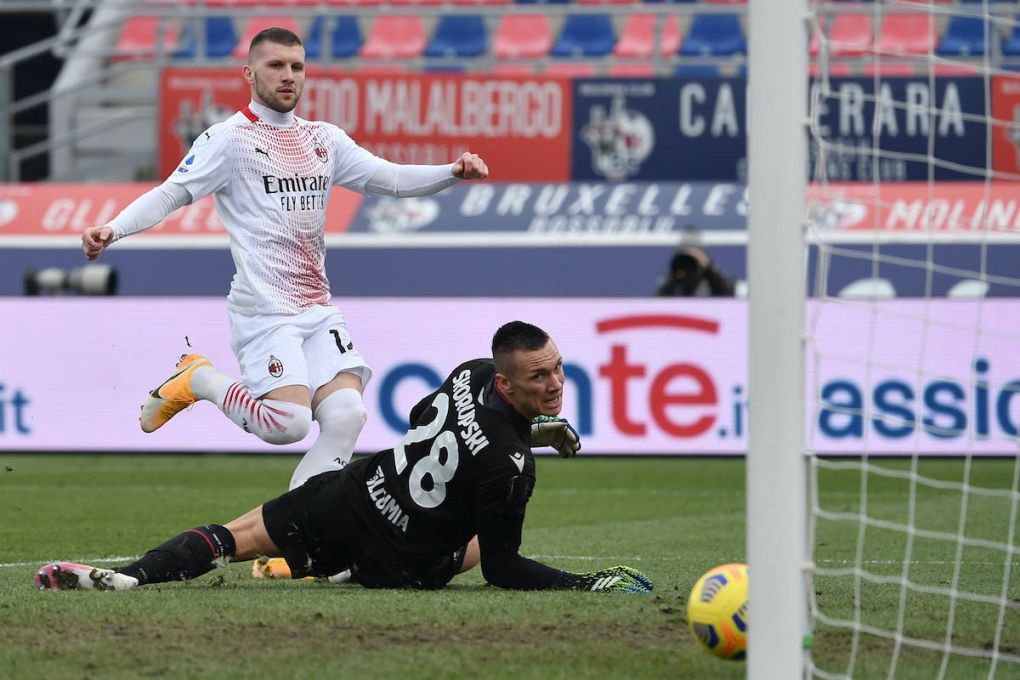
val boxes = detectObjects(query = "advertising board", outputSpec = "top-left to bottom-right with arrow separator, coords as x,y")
2,299 -> 1016,455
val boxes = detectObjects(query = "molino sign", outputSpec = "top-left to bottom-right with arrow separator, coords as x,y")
2,299 -> 1016,455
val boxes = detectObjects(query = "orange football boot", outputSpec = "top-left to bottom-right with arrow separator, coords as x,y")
139,354 -> 211,433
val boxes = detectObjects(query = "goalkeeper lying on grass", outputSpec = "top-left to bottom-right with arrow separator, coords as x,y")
35,321 -> 653,594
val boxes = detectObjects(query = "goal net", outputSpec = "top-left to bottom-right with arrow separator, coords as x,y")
804,0 -> 1020,677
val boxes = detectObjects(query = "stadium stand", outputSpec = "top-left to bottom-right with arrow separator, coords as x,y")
876,13 -> 939,57
304,16 -> 363,59
680,14 -> 746,56
810,14 -> 872,58
233,15 -> 303,60
937,15 -> 988,58
425,15 -> 488,58
13,0 -> 1020,183
360,16 -> 428,60
551,15 -> 617,58
1006,20 -> 1020,56
174,16 -> 239,59
613,14 -> 682,59
112,16 -> 179,62
493,14 -> 554,60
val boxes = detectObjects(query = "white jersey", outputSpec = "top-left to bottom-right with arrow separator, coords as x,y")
167,101 -> 386,316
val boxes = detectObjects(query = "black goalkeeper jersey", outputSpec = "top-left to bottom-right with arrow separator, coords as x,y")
342,358 -> 563,589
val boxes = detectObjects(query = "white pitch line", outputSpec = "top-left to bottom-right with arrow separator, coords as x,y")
2,555 -> 647,569
0,555 -> 140,569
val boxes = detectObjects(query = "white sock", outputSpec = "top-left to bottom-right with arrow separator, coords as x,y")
289,388 -> 367,490
193,366 -> 311,445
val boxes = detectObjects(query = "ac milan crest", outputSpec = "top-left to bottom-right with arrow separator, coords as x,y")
268,355 -> 284,378
314,145 -> 328,164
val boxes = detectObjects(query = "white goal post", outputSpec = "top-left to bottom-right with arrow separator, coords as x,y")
747,1 -> 809,678
750,0 -> 1020,677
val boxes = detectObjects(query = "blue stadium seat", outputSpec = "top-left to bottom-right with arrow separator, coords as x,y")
1005,19 -> 1020,56
937,16 -> 988,57
680,14 -> 746,56
551,14 -> 616,58
173,17 -> 237,59
305,16 -> 363,60
425,15 -> 487,58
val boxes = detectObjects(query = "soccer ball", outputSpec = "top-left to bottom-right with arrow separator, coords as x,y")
686,562 -> 748,660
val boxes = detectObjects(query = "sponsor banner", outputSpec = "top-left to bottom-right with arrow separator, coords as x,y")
350,181 -> 747,236
807,182 -> 1020,233
160,69 -> 572,182
991,74 -> 1020,180
809,77 -> 988,182
6,181 -> 1020,242
0,183 -> 361,240
572,78 -> 747,182
1,299 -> 1016,454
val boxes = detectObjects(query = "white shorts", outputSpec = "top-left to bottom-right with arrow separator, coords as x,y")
228,305 -> 373,398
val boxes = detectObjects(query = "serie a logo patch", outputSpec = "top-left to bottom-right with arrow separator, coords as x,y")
268,355 -> 284,378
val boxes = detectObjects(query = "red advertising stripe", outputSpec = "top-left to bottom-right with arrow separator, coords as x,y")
807,182 -> 1020,232
596,314 -> 719,335
160,69 -> 573,182
0,184 -> 362,238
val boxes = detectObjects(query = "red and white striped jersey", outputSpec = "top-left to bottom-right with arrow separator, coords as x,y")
168,100 -> 386,316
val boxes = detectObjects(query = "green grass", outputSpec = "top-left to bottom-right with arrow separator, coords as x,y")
0,455 -> 740,680
1,455 -> 1018,679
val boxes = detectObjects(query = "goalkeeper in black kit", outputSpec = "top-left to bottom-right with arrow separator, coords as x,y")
35,321 -> 653,594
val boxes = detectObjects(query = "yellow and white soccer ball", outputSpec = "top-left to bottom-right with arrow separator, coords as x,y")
686,562 -> 748,660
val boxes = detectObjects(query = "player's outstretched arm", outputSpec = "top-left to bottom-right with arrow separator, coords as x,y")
80,182 -> 192,260
452,152 -> 488,180
82,225 -> 114,261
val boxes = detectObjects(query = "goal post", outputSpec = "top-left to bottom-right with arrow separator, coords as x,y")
746,0 -> 810,678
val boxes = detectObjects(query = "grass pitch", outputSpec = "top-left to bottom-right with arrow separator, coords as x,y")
0,454 -> 729,680
2,454 -> 1018,679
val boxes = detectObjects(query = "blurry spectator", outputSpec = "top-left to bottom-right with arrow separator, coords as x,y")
656,245 -> 736,297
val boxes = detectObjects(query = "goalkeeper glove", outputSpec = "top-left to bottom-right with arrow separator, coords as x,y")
530,416 -> 581,458
559,565 -> 653,593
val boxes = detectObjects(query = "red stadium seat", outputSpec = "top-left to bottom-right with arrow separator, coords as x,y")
878,14 -> 938,56
390,0 -> 445,6
613,14 -> 681,59
450,0 -> 511,5
493,15 -> 553,59
113,16 -> 179,61
232,16 -> 301,60
810,14 -> 873,58
360,16 -> 427,59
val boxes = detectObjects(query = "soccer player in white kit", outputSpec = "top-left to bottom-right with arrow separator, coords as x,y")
80,27 -> 489,492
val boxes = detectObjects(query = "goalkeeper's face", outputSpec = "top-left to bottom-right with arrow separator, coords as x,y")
501,340 -> 565,419
245,42 -> 306,113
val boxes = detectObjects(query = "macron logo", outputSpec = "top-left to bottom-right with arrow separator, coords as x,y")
508,452 -> 525,473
